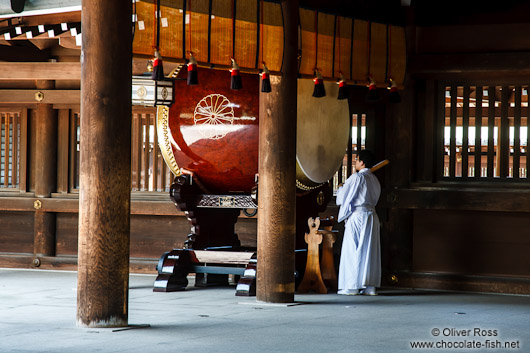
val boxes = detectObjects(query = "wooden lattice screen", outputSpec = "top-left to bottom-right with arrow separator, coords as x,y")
131,111 -> 173,192
0,112 -> 20,188
68,111 -> 172,192
441,85 -> 529,180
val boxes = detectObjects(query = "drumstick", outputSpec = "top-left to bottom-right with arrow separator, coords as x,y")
370,159 -> 390,172
339,159 -> 390,187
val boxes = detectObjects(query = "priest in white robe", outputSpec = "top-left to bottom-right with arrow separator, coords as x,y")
336,150 -> 381,296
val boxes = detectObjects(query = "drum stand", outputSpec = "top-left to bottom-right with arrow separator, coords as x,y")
154,174 -> 257,290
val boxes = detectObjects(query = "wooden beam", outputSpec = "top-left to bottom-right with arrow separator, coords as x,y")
19,11 -> 81,27
392,271 -> 530,296
0,42 -> 51,62
0,195 -> 247,216
0,253 -> 157,274
0,62 -> 80,80
410,52 -> 530,82
382,188 -> 530,213
0,89 -> 80,104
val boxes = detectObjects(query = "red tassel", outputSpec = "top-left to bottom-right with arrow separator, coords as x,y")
366,75 -> 380,102
260,63 -> 271,93
388,79 -> 400,103
312,71 -> 326,98
230,58 -> 242,90
337,75 -> 348,100
187,53 -> 198,85
151,49 -> 165,81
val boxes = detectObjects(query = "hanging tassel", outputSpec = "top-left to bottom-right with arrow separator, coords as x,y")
337,74 -> 348,100
366,75 -> 380,102
187,52 -> 198,85
230,58 -> 242,90
260,62 -> 271,93
388,78 -> 401,103
312,70 -> 325,98
151,49 -> 165,81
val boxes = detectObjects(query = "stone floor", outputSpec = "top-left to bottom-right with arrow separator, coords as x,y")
1,268 -> 529,352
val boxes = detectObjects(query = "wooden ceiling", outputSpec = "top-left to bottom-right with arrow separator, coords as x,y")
0,1 -> 408,86
299,0 -> 406,26
412,0 -> 530,26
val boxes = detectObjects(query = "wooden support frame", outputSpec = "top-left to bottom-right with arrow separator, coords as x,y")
257,0 -> 298,304
499,85 -> 510,178
77,0 -> 132,328
0,62 -> 81,80
461,86 -> 470,177
383,188 -> 530,213
474,86 -> 483,179
449,85 -> 457,177
527,87 -> 530,176
513,86 -> 522,179
0,89 -> 80,104
56,109 -> 70,193
486,86 -> 496,178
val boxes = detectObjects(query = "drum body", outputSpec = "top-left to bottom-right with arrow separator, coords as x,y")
157,67 -> 259,194
158,70 -> 349,194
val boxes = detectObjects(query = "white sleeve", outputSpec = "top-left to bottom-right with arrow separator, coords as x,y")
336,174 -> 362,222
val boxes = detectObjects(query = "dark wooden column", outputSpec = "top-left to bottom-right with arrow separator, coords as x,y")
257,0 -> 299,303
33,80 -> 57,256
382,8 -> 416,281
77,0 -> 132,327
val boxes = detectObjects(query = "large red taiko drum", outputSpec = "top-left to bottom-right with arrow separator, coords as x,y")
157,68 -> 350,195
157,67 -> 259,194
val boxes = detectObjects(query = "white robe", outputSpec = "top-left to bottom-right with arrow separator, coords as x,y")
336,168 -> 381,290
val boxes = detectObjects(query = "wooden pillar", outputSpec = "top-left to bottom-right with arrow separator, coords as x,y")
382,7 -> 416,283
34,210 -> 56,256
34,80 -> 57,256
257,0 -> 299,303
77,0 -> 132,327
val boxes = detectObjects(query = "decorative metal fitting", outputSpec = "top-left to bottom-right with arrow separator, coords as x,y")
33,258 -> 41,267
35,91 -> 44,102
33,200 -> 42,210
316,190 -> 325,206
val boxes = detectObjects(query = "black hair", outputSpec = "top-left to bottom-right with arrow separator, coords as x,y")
358,149 -> 376,168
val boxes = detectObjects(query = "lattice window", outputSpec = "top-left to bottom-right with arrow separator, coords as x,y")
442,85 -> 528,180
71,112 -> 80,190
131,111 -> 173,192
0,112 -> 20,189
69,111 -> 173,192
